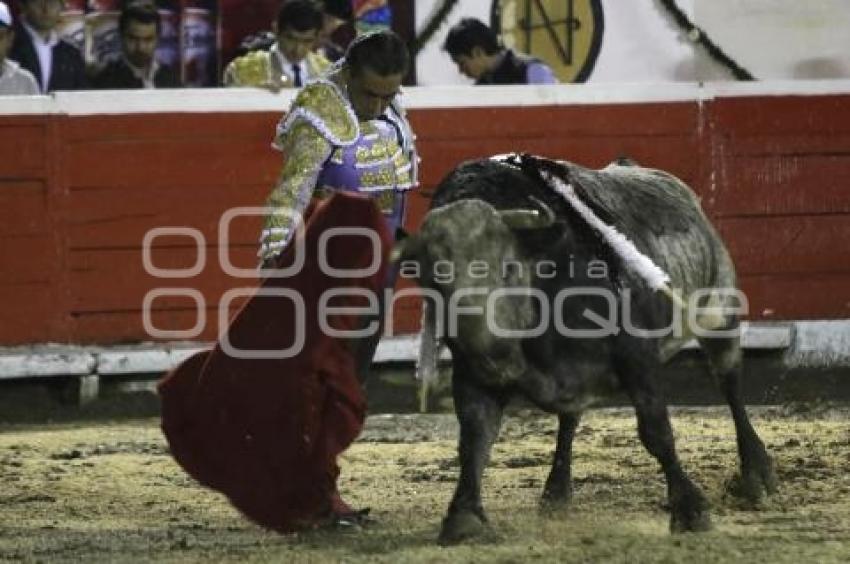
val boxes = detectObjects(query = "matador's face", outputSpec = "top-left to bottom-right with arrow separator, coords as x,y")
346,67 -> 402,121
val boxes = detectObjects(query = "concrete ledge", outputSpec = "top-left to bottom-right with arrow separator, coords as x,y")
96,345 -> 209,375
786,321 -> 850,369
373,335 -> 453,363
0,321 -> 829,383
375,322 -> 794,361
168,347 -> 207,366
742,323 -> 794,349
98,350 -> 173,375
0,343 -> 210,381
679,323 -> 793,351
0,349 -> 96,379
1,322 -> 848,413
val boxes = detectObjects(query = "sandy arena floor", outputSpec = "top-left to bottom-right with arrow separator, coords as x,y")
1,405 -> 849,563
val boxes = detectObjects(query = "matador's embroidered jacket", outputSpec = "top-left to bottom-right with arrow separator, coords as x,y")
223,46 -> 330,89
258,78 -> 418,259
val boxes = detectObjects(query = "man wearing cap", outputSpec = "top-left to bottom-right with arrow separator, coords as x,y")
10,0 -> 88,93
0,1 -> 39,95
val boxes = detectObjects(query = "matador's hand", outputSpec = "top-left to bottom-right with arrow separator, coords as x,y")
257,226 -> 289,261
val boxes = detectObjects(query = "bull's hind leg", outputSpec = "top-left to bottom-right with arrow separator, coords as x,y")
439,358 -> 506,545
699,331 -> 777,503
615,351 -> 711,533
540,413 -> 581,513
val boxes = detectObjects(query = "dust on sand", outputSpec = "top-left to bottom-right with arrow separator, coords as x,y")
1,406 -> 849,563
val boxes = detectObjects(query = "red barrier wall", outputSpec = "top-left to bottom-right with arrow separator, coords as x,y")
1,89 -> 849,345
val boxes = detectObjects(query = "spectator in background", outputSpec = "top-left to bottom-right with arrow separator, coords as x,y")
317,0 -> 352,62
93,2 -> 180,89
0,1 -> 39,95
443,17 -> 558,85
10,0 -> 88,92
224,0 -> 329,90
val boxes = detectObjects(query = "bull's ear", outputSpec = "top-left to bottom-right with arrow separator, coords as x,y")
498,197 -> 556,230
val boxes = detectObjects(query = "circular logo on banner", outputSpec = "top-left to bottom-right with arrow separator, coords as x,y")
491,0 -> 605,83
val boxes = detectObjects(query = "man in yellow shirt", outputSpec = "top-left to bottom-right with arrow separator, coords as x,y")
224,0 -> 330,89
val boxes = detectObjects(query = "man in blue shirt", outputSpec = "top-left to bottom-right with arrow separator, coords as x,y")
443,17 -> 558,85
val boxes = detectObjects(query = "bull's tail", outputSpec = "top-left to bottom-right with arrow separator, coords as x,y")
416,298 -> 441,412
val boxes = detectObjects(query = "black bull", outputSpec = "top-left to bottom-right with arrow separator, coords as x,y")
397,155 -> 777,544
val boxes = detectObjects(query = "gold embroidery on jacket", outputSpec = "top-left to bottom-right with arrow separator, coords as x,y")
264,120 -> 333,233
281,82 -> 358,145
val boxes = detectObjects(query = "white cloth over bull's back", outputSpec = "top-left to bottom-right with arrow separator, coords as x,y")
543,172 -> 672,292
548,159 -> 720,301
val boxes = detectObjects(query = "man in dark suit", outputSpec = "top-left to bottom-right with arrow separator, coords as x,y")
10,0 -> 88,93
93,2 -> 180,89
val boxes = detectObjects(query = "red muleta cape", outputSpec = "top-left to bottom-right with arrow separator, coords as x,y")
158,193 -> 392,532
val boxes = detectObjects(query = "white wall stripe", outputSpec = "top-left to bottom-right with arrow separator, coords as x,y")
0,323 -> 796,380
2,80 -> 850,116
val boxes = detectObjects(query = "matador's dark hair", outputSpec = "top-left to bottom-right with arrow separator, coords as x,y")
346,30 -> 409,78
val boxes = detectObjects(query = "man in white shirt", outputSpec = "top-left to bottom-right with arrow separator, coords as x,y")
223,0 -> 329,89
10,0 -> 88,92
0,1 -> 39,95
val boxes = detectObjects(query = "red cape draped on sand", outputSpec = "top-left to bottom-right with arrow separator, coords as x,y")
158,194 -> 392,532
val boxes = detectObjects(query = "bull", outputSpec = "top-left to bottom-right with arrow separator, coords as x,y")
397,154 -> 777,544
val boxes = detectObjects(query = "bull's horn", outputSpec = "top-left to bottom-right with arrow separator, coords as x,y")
389,240 -> 407,263
498,197 -> 556,229
389,235 -> 422,263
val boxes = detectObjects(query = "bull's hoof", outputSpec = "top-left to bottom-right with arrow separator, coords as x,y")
670,492 -> 712,533
539,487 -> 573,517
727,457 -> 778,505
438,511 -> 486,545
331,507 -> 375,529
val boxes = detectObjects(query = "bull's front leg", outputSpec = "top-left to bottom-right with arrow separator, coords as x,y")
439,368 -> 505,545
541,412 -> 581,513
